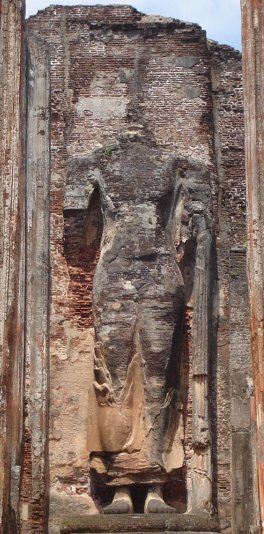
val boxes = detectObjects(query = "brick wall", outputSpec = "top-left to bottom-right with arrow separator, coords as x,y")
24,6 -> 255,532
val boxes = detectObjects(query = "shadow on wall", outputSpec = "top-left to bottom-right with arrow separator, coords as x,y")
63,187 -> 103,328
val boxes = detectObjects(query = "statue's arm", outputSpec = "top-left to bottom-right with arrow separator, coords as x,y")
168,166 -> 212,448
64,156 -> 115,213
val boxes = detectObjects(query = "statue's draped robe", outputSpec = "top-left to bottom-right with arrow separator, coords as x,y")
80,142 -> 186,486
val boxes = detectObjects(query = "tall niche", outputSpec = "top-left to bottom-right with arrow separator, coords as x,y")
64,188 -> 103,328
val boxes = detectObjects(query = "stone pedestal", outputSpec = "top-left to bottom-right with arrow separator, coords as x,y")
59,514 -> 219,534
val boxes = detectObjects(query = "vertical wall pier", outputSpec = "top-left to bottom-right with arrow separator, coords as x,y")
19,31 -> 50,534
241,1 -> 264,531
0,1 -> 26,532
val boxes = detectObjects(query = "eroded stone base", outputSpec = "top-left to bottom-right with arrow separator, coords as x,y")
60,513 -> 219,533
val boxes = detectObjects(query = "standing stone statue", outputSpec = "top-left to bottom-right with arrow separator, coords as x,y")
66,131 -> 212,514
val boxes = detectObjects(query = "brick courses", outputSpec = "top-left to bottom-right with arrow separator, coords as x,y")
0,4 -> 258,532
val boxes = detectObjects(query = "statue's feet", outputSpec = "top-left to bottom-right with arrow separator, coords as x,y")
144,487 -> 175,514
103,500 -> 133,514
103,487 -> 133,514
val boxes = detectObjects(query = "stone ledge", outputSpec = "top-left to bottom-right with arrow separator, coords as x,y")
60,514 -> 219,533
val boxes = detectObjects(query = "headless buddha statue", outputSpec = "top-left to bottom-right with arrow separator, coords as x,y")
68,137 -> 191,513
